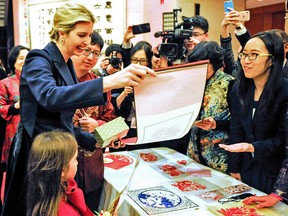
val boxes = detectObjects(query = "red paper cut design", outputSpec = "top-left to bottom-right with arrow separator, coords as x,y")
217,205 -> 262,216
177,160 -> 187,165
197,191 -> 223,201
172,180 -> 207,192
104,154 -> 133,170
140,152 -> 158,162
160,164 -> 185,176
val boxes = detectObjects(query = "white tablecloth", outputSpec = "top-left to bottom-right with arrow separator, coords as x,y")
99,147 -> 288,216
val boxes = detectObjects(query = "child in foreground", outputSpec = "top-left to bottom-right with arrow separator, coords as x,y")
26,131 -> 94,216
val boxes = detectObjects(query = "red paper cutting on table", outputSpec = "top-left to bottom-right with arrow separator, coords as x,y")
172,180 -> 207,192
160,164 -> 185,176
197,191 -> 223,201
140,152 -> 158,162
104,154 -> 133,170
176,160 -> 187,165
217,205 -> 262,216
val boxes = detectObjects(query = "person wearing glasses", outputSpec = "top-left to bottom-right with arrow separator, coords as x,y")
113,41 -> 154,144
2,3 -> 156,215
182,15 -> 209,53
71,31 -> 118,212
94,43 -> 124,77
219,31 -> 288,195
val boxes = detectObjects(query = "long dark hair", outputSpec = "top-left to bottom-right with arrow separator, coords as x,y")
236,31 -> 284,113
187,41 -> 224,72
26,131 -> 78,216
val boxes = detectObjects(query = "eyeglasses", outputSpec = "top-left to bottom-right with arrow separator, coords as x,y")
191,32 -> 206,37
238,52 -> 272,60
130,58 -> 148,65
82,49 -> 101,59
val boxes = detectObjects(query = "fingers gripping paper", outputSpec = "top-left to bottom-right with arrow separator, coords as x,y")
133,61 -> 208,144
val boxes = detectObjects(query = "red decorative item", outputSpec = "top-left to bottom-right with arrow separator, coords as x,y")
172,180 -> 207,192
160,0 -> 164,4
140,152 -> 158,162
104,154 -> 133,170
177,160 -> 187,165
160,164 -> 185,176
217,206 -> 261,216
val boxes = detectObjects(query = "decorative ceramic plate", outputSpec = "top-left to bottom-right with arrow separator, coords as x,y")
128,186 -> 198,215
138,188 -> 181,208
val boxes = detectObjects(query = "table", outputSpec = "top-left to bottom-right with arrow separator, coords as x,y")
99,147 -> 288,216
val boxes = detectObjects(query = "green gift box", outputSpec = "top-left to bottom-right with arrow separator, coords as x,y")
94,117 -> 129,148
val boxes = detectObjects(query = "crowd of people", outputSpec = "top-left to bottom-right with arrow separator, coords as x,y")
0,2 -> 287,215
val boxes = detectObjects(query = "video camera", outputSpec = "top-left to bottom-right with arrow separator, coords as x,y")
154,8 -> 192,61
109,51 -> 122,69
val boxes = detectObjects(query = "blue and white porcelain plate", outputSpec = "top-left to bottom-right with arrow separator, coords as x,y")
128,186 -> 198,215
138,189 -> 182,208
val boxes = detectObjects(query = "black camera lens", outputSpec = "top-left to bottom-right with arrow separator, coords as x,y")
109,57 -> 122,69
159,43 -> 179,58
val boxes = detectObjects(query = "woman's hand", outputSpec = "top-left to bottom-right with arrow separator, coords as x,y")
103,64 -> 157,92
78,117 -> 99,133
122,86 -> 133,96
123,26 -> 135,43
219,142 -> 254,153
106,139 -> 126,149
243,194 -> 282,209
195,117 -> 216,130
222,10 -> 243,27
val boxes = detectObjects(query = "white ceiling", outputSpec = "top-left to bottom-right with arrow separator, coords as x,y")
246,0 -> 285,9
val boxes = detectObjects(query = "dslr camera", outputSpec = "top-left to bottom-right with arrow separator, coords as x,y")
109,51 -> 122,69
154,8 -> 192,61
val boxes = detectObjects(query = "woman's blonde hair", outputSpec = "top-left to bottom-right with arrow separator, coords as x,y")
27,131 -> 78,216
49,2 -> 96,42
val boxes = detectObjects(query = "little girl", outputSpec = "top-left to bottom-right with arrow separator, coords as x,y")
26,131 -> 94,216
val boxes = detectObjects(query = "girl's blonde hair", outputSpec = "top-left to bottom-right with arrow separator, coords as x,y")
27,131 -> 78,216
49,2 -> 96,42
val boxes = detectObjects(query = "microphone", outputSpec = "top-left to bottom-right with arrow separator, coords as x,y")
154,31 -> 163,38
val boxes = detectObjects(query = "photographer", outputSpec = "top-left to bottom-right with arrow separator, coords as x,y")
93,44 -> 123,77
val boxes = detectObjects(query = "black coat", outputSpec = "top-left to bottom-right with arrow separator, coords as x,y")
227,78 -> 288,194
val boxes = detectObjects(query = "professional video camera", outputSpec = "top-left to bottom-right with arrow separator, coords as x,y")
109,51 -> 122,69
154,8 -> 192,61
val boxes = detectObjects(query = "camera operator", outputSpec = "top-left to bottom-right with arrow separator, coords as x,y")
93,44 -> 123,77
182,15 -> 209,53
155,15 -> 209,66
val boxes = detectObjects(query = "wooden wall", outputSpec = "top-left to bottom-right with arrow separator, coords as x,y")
246,3 -> 286,36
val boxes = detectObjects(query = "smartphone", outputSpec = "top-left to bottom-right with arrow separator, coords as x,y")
132,23 -> 151,35
224,1 -> 234,13
238,11 -> 250,21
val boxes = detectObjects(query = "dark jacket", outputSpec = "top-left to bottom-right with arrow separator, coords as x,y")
228,78 -> 288,194
2,42 -> 106,216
